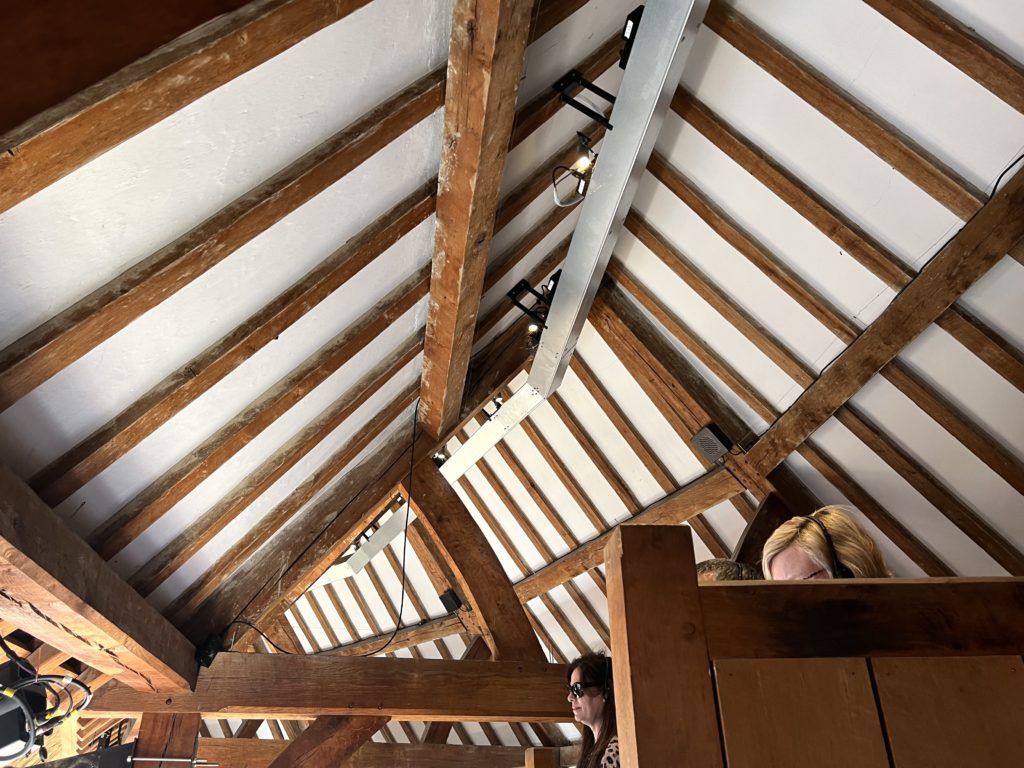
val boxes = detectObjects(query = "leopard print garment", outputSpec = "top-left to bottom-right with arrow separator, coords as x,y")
601,736 -> 621,768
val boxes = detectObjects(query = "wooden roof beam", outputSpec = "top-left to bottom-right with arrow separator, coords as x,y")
409,460 -> 542,659
862,0 -> 1024,113
198,739 -> 533,768
514,467 -> 745,602
187,316 -> 534,645
0,464 -> 195,692
0,69 -> 442,411
0,0 -> 376,215
87,654 -> 568,720
703,1 -> 985,218
418,0 -> 537,439
32,183 -> 435,510
671,91 -> 1024,396
266,715 -> 388,768
746,166 -> 1024,476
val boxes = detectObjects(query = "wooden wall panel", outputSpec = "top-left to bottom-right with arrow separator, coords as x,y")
715,658 -> 889,768
872,656 -> 1024,767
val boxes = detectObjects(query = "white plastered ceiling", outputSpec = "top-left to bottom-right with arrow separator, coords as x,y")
0,0 -> 1022,751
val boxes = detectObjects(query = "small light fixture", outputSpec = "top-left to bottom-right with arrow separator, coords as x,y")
553,132 -> 597,207
431,451 -> 448,468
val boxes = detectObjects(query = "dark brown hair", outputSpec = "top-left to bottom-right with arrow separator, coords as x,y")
567,652 -> 616,768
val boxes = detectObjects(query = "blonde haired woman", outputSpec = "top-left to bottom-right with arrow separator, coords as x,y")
762,506 -> 890,580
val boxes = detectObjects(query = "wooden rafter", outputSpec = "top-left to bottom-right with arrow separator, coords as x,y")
410,461 -> 542,659
418,0 -> 537,438
94,270 -> 428,561
0,464 -> 195,692
198,739 -> 532,768
266,715 -> 389,768
185,314 -> 534,646
703,1 -> 985,218
32,183 -> 435,509
0,70 -> 442,412
861,0 -> 1024,113
670,90 -> 1024,395
87,654 -> 568,720
0,0 -> 375,215
746,167 -> 1024,476
514,468 -> 745,602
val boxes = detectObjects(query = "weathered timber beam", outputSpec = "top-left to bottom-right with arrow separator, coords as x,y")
861,0 -> 1024,113
267,715 -> 388,768
87,654 -> 568,720
0,70 -> 442,412
319,614 -> 468,657
32,183 -> 435,510
178,398 -> 415,640
135,713 -> 201,767
514,467 -> 745,602
700,577 -> 1024,659
0,464 -> 195,692
745,167 -> 1024,475
670,90 -> 1024,395
704,1 -> 985,217
94,269 -> 428,562
133,336 -> 421,598
0,0 -> 373,215
197,739 -> 531,768
190,316 -> 534,643
419,0 -> 537,438
606,525 -> 722,767
409,461 -> 543,659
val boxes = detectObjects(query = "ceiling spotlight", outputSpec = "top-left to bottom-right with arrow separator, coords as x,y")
431,451 -> 448,468
528,323 -> 541,334
553,133 -> 598,207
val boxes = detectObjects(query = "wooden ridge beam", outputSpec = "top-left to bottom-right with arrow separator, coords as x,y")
0,464 -> 196,692
87,654 -> 569,720
514,467 -> 745,602
0,69 -> 442,411
745,167 -> 1024,475
862,0 -> 1024,113
31,183 -> 435,508
704,1 -> 985,218
0,0 -> 374,215
93,268 -> 428,562
419,0 -> 537,438
198,738 -> 531,768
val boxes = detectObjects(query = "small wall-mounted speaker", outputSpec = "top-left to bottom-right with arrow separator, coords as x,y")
691,424 -> 733,463
439,589 -> 463,614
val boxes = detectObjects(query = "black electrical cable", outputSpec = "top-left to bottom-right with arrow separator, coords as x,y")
358,400 -> 419,657
0,634 -> 38,680
758,149 -> 1024,425
224,400 -> 422,659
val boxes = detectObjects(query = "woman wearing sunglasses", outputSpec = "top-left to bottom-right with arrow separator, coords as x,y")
566,652 -> 619,768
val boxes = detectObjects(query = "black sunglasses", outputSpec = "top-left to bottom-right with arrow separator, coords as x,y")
567,682 -> 599,699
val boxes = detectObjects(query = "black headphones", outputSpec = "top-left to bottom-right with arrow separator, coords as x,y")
602,655 -> 612,701
799,515 -> 855,579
